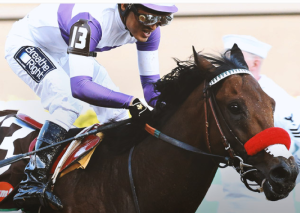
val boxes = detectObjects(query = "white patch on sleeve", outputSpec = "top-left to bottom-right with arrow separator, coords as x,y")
264,144 -> 292,159
137,50 -> 159,76
69,54 -> 94,78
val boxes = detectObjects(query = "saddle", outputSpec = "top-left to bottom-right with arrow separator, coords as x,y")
16,112 -> 103,177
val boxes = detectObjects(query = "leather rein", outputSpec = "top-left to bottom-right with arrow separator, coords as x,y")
128,70 -> 261,213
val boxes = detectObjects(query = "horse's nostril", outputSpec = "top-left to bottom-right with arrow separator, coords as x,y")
270,167 -> 290,181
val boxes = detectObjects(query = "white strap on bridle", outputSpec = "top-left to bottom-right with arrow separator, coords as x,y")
209,69 -> 253,86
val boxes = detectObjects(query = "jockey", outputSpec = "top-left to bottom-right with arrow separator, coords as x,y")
5,3 -> 178,210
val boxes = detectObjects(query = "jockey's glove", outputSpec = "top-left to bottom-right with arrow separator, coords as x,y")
128,98 -> 152,124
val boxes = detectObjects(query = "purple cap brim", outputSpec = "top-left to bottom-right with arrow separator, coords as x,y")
141,4 -> 178,13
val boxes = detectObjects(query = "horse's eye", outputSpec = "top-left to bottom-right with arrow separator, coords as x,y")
229,103 -> 241,114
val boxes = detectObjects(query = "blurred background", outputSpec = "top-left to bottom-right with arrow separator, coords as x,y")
1,3 -> 300,213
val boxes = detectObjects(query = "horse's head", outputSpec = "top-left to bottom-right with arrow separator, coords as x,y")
192,44 -> 299,201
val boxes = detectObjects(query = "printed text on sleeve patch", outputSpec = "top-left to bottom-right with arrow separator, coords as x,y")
14,46 -> 56,83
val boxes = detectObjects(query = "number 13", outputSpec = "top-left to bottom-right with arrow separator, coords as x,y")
70,26 -> 88,49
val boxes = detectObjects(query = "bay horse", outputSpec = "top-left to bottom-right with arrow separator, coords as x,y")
0,44 -> 298,213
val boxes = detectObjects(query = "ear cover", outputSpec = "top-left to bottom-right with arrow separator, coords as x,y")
230,43 -> 249,70
244,127 -> 291,156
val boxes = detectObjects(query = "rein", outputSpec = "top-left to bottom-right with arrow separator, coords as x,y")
128,69 -> 261,213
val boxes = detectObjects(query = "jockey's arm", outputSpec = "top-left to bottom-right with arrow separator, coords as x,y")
68,18 -> 134,109
69,55 -> 133,108
136,27 -> 161,108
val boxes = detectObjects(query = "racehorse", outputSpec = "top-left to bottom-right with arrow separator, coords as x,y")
0,44 -> 298,213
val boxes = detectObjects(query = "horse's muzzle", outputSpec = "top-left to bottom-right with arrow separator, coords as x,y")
263,156 -> 299,201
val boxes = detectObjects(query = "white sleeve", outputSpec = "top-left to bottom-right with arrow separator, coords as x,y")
69,54 -> 94,78
137,50 -> 159,76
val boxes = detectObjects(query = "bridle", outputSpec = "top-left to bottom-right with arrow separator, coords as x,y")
128,69 -> 263,213
203,70 -> 263,192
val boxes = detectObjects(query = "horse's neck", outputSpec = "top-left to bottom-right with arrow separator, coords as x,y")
133,93 -> 218,213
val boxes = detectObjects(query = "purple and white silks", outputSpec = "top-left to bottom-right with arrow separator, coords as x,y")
71,76 -> 133,109
57,4 -> 161,52
137,28 -> 160,108
58,4 -> 161,109
140,74 -> 160,107
71,74 -> 160,109
58,5 -> 102,52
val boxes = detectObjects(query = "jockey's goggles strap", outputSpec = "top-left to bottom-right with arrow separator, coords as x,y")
131,5 -> 173,26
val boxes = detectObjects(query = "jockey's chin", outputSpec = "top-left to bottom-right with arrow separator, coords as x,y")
132,30 -> 151,42
130,24 -> 153,42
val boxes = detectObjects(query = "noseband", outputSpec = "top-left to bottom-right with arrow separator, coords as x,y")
128,69 -> 261,213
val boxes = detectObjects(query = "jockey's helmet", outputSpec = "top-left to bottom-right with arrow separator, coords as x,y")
139,4 -> 178,13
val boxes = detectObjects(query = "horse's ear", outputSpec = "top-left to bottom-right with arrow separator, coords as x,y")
230,43 -> 249,69
192,46 -> 215,72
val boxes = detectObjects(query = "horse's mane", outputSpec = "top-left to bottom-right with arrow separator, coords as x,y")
101,50 -> 248,154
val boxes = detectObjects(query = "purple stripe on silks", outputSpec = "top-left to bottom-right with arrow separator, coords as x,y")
95,45 -> 120,52
57,4 -> 75,45
67,12 -> 102,52
57,7 -> 102,51
71,76 -> 133,109
136,27 -> 161,51
140,74 -> 160,107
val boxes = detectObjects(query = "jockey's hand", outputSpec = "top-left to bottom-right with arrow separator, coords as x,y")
128,98 -> 152,124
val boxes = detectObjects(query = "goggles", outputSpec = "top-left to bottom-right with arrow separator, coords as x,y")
130,5 -> 173,26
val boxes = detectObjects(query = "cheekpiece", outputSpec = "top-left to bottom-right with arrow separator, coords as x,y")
208,69 -> 253,86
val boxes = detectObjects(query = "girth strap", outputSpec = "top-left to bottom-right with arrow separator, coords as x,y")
128,146 -> 141,213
